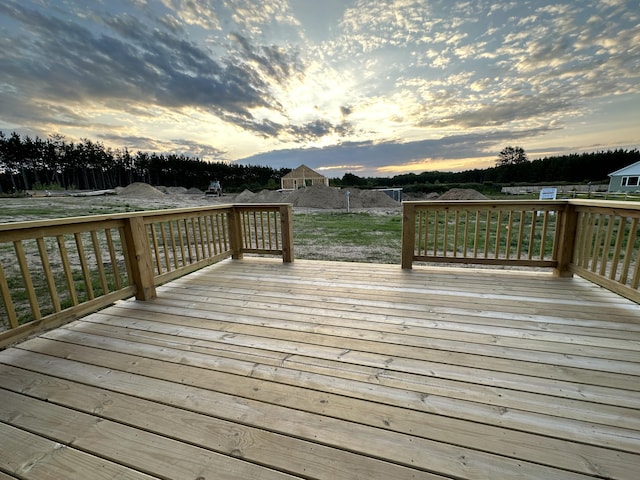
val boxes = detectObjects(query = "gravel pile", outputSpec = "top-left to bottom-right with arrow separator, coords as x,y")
116,182 -> 165,197
437,188 -> 489,200
234,185 -> 400,209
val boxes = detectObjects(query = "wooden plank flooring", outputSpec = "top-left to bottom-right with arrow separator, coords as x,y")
1,258 -> 639,479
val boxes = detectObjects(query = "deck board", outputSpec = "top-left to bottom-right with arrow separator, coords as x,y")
1,258 -> 639,479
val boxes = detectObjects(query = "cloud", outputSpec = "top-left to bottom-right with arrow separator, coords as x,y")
0,0 -> 638,176
236,126 -> 553,176
98,133 -> 227,160
0,1 -> 306,136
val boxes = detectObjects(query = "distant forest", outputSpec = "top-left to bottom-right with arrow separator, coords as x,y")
1,131 -> 638,194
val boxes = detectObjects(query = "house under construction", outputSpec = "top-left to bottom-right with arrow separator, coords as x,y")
280,165 -> 329,190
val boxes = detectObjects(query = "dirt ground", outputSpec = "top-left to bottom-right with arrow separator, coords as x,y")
2,183 -> 406,223
1,183 -> 492,224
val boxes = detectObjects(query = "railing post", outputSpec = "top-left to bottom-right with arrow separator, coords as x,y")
554,202 -> 578,277
122,216 -> 156,300
228,207 -> 244,260
401,202 -> 416,269
280,204 -> 294,263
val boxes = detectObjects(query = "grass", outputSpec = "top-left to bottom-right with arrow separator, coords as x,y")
294,212 -> 402,263
0,198 -> 143,224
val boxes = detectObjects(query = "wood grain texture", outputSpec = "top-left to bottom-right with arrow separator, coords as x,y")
1,258 -> 639,479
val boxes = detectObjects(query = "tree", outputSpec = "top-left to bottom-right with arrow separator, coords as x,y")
496,146 -> 528,166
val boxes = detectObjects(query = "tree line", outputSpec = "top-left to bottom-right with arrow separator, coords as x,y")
342,148 -> 640,194
1,131 -> 638,194
0,131 -> 287,193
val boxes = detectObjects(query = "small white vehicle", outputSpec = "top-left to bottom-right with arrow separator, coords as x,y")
205,180 -> 222,196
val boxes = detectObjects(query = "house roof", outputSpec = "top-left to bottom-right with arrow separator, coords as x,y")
282,165 -> 326,179
609,160 -> 640,177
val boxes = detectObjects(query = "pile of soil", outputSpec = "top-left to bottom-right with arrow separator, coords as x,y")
116,183 -> 165,197
234,185 -> 400,209
165,186 -> 189,194
437,188 -> 489,200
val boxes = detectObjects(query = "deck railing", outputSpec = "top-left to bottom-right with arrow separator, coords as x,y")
568,200 -> 640,301
402,199 -> 640,304
0,203 -> 293,347
2,198 -> 638,347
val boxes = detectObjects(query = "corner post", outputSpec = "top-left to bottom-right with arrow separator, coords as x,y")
122,216 -> 156,300
280,204 -> 294,263
401,202 -> 416,269
554,202 -> 578,277
228,206 -> 244,260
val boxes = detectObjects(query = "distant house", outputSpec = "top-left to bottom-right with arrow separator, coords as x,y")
608,160 -> 640,192
280,165 -> 329,190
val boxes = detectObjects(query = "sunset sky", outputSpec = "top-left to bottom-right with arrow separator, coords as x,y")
1,0 -> 638,177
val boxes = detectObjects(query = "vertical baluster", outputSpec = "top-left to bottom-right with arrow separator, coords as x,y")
539,211 -> 550,260
209,215 -> 218,256
515,211 -> 525,259
220,212 -> 229,252
591,214 -> 604,272
462,210 -> 470,258
581,212 -> 596,268
483,211 -> 491,258
190,217 -> 201,261
452,210 -> 460,257
493,210 -> 502,259
433,210 -> 439,256
0,262 -> 18,328
528,212 -> 537,260
416,210 -> 424,257
473,211 -> 480,258
196,216 -> 206,258
259,211 -> 266,250
267,212 -> 275,251
36,237 -> 61,312
599,215 -> 616,276
167,221 -> 179,270
149,223 -> 162,274
619,218 -> 638,285
105,229 -> 123,290
90,231 -> 109,295
203,216 -> 213,258
609,217 -> 627,280
159,221 -> 171,272
13,240 -> 41,319
74,233 -> 94,300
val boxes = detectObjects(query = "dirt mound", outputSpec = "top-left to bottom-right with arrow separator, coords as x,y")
117,183 -> 165,197
234,189 -> 257,203
232,184 -> 400,209
252,189 -> 287,203
437,188 -> 488,200
166,186 -> 189,194
185,187 -> 203,194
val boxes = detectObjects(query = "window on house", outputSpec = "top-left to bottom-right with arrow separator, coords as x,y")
622,176 -> 639,186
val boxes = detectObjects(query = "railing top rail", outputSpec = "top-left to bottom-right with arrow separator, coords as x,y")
402,199 -> 567,206
232,203 -> 292,209
402,198 -> 640,208
567,199 -> 640,210
0,203 -> 295,232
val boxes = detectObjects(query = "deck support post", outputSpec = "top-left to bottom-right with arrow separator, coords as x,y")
554,202 -> 578,277
228,207 -> 244,260
401,202 -> 416,269
280,204 -> 294,263
122,216 -> 156,300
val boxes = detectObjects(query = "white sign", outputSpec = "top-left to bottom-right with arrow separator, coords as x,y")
539,187 -> 557,200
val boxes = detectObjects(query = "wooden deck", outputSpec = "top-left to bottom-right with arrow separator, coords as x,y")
1,258 -> 639,479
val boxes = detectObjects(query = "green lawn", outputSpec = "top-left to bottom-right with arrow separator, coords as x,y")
293,212 -> 402,263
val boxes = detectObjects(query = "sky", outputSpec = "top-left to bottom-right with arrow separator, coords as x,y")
1,0 -> 639,178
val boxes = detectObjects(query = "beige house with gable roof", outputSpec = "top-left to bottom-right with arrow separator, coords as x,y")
280,165 -> 329,190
